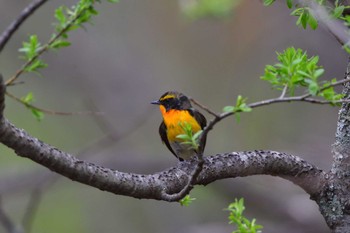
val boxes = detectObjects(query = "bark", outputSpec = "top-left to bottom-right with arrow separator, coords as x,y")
312,61 -> 350,232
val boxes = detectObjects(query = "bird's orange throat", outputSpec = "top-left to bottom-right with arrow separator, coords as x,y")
159,105 -> 201,141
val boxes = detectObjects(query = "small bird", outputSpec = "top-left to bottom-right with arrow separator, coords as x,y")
151,91 -> 207,161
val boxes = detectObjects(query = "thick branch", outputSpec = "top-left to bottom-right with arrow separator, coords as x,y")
332,60 -> 350,171
311,59 -> 350,231
0,118 -> 325,199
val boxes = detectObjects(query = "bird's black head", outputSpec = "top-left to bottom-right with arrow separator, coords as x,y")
151,91 -> 192,111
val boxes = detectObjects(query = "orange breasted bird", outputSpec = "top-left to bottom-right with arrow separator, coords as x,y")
151,91 -> 207,161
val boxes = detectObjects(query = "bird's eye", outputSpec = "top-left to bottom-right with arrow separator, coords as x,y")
163,98 -> 172,104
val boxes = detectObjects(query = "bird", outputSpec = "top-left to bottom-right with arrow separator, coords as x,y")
151,91 -> 207,161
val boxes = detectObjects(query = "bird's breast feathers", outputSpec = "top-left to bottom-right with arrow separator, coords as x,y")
160,107 -> 201,142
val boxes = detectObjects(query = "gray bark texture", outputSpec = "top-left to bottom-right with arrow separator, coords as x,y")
313,61 -> 350,232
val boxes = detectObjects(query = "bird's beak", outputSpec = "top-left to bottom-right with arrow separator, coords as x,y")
151,100 -> 160,105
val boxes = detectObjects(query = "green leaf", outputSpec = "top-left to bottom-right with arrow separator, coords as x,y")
239,103 -> 252,113
291,7 -> 303,16
308,81 -> 319,95
21,92 -> 34,104
19,35 -> 42,60
181,0 -> 241,20
297,70 -> 311,78
223,106 -> 235,113
50,40 -> 71,49
343,44 -> 350,54
319,82 -> 344,105
236,95 -> 244,106
263,0 -> 275,6
21,93 -> 45,121
31,108 -> 44,121
300,11 -> 308,29
307,13 -> 318,30
25,59 -> 48,72
333,5 -> 345,19
286,0 -> 293,8
55,6 -> 67,26
313,68 -> 324,78
235,113 -> 241,123
261,47 -> 324,96
176,134 -> 191,140
292,8 -> 318,30
179,195 -> 196,206
192,130 -> 203,141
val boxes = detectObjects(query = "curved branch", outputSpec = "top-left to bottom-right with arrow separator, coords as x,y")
0,117 -> 326,198
0,0 -> 49,53
0,74 -> 325,200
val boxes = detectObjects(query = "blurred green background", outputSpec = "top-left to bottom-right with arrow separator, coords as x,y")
0,0 -> 346,232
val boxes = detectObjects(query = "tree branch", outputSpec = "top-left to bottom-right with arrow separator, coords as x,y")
302,0 -> 349,46
0,0 -> 49,54
0,75 -> 325,200
5,91 -> 104,116
332,60 -> 350,173
5,1 -> 92,86
160,152 -> 205,201
197,77 -> 350,160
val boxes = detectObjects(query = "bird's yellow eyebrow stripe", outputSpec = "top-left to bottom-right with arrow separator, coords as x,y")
159,94 -> 175,101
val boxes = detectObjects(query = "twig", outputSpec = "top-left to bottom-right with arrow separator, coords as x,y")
0,0 -> 49,54
160,155 -> 204,201
189,97 -> 219,117
198,76 -> 350,155
6,91 -> 104,116
5,4 -> 91,86
6,81 -> 25,87
279,84 -> 288,99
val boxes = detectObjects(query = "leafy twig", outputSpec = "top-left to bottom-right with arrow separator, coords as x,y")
0,0 -> 49,54
5,2 -> 92,86
226,198 -> 263,233
197,76 -> 350,159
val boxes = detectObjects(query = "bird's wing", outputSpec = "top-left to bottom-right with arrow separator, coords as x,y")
189,109 -> 207,154
159,121 -> 182,161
